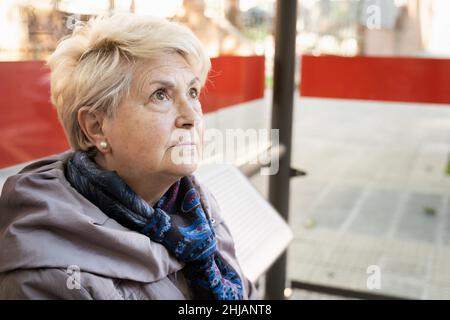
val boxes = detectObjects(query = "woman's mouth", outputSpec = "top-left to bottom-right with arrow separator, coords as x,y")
170,142 -> 198,153
172,142 -> 195,147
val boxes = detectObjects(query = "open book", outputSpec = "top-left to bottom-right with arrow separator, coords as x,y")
195,163 -> 293,283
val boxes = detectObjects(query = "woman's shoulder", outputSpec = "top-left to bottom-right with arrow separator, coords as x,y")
0,150 -> 75,200
0,151 -> 105,273
0,151 -> 86,227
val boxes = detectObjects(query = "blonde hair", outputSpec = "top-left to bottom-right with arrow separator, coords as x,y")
47,13 -> 211,151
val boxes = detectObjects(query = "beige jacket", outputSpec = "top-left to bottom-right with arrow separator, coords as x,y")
0,151 -> 257,300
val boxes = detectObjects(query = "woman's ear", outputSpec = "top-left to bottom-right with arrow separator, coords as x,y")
77,107 -> 109,153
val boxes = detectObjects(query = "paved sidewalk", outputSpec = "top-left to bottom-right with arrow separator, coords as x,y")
251,97 -> 450,299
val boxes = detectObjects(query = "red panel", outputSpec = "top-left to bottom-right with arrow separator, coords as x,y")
300,55 -> 450,105
200,55 -> 265,112
0,56 -> 265,168
0,61 -> 69,169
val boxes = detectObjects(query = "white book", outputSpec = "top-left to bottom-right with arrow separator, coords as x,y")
195,163 -> 294,283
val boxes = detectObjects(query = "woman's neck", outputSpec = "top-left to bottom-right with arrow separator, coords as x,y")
94,152 -> 179,207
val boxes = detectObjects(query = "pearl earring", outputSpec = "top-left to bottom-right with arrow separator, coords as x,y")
99,141 -> 108,149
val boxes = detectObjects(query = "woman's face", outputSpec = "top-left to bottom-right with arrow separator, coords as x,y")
100,53 -> 204,184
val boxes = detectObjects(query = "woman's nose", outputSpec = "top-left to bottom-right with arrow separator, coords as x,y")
175,99 -> 200,129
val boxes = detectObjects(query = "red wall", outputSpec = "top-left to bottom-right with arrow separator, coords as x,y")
0,56 -> 265,168
201,55 -> 265,112
0,61 -> 69,169
300,55 -> 450,105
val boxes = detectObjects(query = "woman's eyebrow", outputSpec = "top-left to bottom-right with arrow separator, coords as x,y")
189,77 -> 200,86
145,77 -> 200,89
147,80 -> 176,88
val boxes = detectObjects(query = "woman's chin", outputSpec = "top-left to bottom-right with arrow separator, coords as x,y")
168,163 -> 198,177
168,148 -> 200,176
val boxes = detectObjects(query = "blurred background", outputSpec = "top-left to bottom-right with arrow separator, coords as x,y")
1,0 -> 450,300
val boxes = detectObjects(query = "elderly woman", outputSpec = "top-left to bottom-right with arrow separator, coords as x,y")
0,13 -> 257,300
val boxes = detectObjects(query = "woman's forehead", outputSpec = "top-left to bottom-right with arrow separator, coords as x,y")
134,55 -> 199,90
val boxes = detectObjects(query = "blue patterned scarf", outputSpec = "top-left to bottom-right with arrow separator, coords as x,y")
65,151 -> 243,300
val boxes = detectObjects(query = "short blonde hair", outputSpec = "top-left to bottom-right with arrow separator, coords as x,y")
47,13 -> 211,151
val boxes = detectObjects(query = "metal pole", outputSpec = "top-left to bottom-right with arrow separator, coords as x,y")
265,0 -> 298,300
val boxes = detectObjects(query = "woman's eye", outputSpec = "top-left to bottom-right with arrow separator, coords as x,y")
189,88 -> 198,99
151,89 -> 168,101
